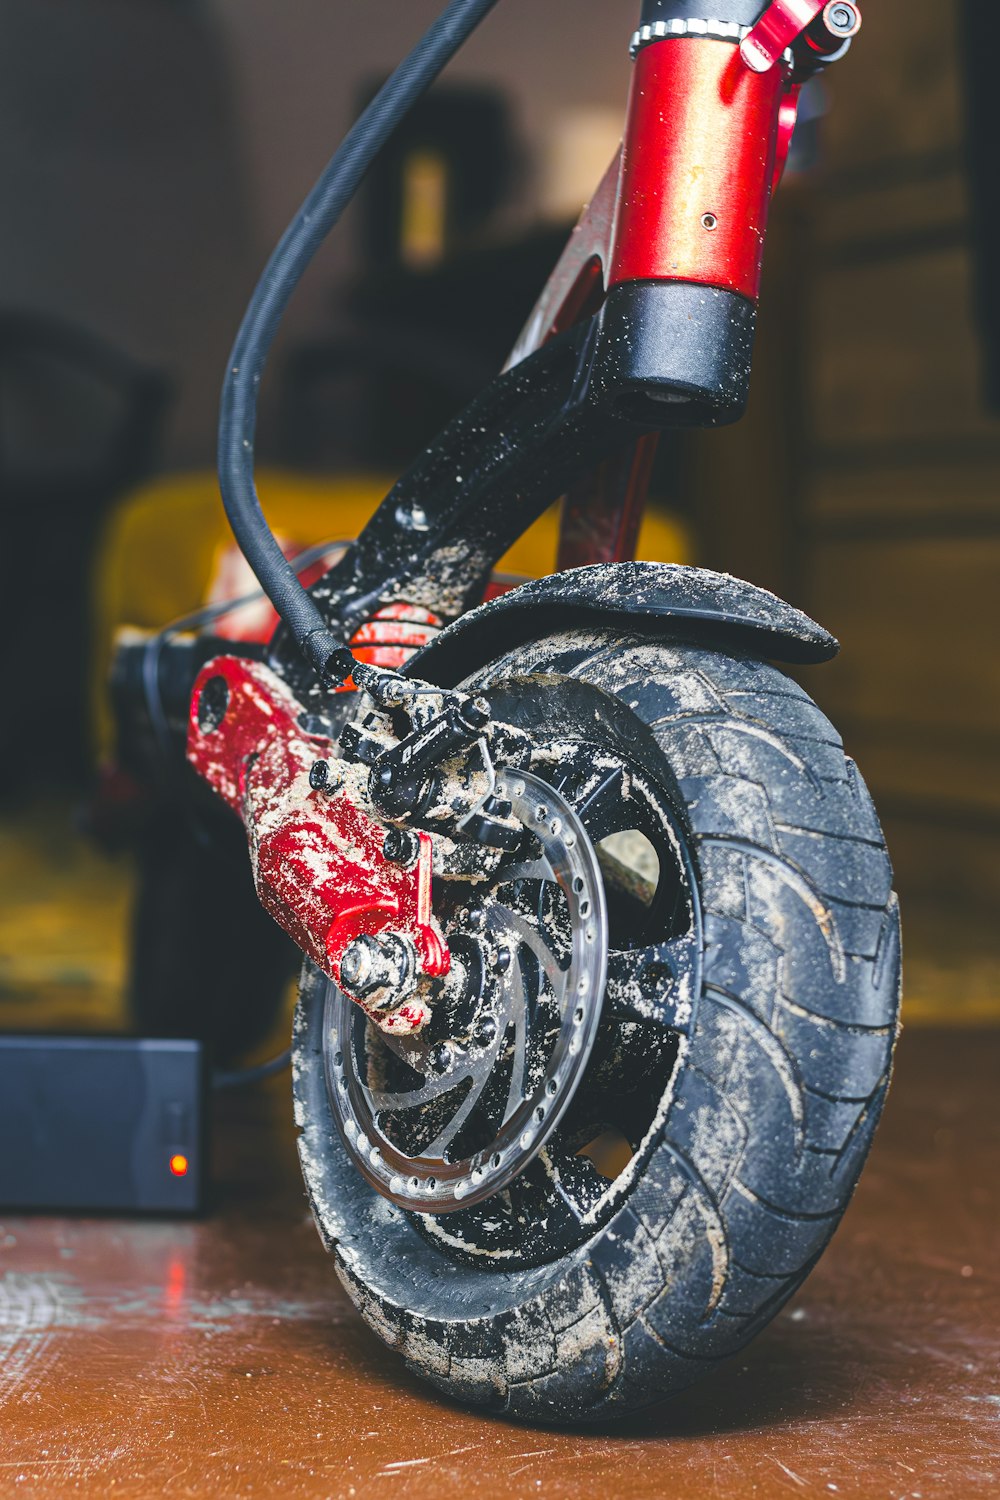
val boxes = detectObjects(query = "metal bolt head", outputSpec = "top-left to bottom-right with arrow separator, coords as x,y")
495,947 -> 512,975
309,760 -> 331,791
340,936 -> 375,993
339,931 -> 416,1006
429,1043 -> 454,1075
466,906 -> 486,932
472,1015 -> 497,1047
454,695 -> 491,733
383,827 -> 418,866
823,0 -> 861,37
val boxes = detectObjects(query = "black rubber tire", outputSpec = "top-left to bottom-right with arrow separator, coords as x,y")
293,628 -> 901,1424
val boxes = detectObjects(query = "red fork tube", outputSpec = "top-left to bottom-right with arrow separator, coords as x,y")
594,34 -> 791,427
610,38 -> 786,300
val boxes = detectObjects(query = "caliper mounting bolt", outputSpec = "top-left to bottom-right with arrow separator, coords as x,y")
459,696 -> 492,732
309,759 -> 332,791
382,827 -> 420,866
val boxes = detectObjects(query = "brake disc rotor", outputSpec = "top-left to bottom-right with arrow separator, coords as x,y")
323,769 -> 609,1213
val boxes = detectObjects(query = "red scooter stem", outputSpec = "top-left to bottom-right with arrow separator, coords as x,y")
610,36 -> 789,302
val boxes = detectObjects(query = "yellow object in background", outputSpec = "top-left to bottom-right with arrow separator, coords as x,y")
401,149 -> 449,268
92,467 -> 691,757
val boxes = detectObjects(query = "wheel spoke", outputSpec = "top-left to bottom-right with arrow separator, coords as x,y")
604,932 -> 699,1033
326,742 -> 699,1251
506,1148 -> 607,1237
570,765 -> 626,839
554,1148 -> 612,1217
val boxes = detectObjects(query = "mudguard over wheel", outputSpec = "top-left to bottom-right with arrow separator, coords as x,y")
293,627 -> 901,1423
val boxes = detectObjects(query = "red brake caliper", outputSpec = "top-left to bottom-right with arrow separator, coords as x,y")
187,655 -> 450,1035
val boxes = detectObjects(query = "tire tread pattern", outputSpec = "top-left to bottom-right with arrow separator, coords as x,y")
296,628 -> 901,1423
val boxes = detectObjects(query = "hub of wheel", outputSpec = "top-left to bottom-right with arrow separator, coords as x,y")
323,769 -> 609,1212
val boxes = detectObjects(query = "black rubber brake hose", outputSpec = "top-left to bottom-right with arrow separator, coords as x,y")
218,0 -> 502,686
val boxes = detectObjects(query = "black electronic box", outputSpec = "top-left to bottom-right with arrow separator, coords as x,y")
0,1035 -> 205,1213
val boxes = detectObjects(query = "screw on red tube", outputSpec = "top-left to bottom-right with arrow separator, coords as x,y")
610,40 -> 787,302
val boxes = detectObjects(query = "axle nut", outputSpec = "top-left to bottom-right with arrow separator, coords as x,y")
338,932 -> 416,1006
339,934 -> 378,994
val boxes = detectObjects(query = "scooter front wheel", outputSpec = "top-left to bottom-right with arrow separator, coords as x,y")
293,627 -> 901,1423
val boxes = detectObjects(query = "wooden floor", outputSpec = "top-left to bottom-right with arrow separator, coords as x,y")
0,1026 -> 996,1498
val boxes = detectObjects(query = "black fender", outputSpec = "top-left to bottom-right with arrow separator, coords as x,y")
407,561 -> 837,687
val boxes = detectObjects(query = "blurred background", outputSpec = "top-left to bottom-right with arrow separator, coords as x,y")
0,0 -> 995,1060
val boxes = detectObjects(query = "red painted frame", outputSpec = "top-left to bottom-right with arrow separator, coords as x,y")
508,32 -> 799,571
182,9 -> 841,1021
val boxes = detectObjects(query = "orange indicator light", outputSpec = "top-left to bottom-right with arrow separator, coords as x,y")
169,1154 -> 189,1177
